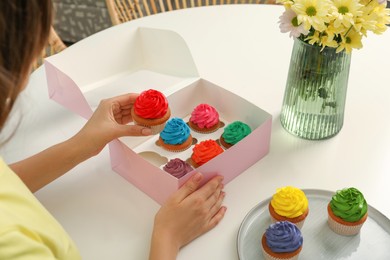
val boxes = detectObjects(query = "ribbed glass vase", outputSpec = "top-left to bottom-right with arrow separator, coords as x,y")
280,39 -> 351,140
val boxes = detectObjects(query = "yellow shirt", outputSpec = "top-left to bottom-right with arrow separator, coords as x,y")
0,158 -> 81,259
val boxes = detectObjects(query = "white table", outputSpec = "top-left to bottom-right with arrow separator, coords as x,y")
1,4 -> 390,260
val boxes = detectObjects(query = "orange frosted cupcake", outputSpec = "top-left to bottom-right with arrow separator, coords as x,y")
327,187 -> 368,236
188,104 -> 221,133
261,221 -> 303,260
157,118 -> 193,152
269,186 -> 309,229
131,89 -> 171,134
190,139 -> 223,168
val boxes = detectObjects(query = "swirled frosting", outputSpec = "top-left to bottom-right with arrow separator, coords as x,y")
271,186 -> 308,218
191,140 -> 223,166
265,221 -> 303,253
134,89 -> 168,119
330,187 -> 368,222
222,121 -> 251,144
163,158 -> 193,178
160,118 -> 191,145
189,104 -> 219,129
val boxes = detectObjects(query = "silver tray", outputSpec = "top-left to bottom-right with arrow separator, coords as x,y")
237,189 -> 390,259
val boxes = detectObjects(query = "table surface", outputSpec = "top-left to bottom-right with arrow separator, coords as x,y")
1,4 -> 390,260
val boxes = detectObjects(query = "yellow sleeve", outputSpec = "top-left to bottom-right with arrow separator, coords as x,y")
0,158 -> 81,260
0,227 -> 58,260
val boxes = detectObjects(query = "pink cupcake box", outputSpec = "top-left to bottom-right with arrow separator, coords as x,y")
44,27 -> 272,204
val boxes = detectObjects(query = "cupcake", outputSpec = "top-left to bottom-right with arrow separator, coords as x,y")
327,187 -> 368,236
219,121 -> 251,149
269,186 -> 309,229
261,221 -> 303,260
157,117 -> 193,152
190,139 -> 223,168
188,104 -> 221,133
131,89 -> 171,134
163,158 -> 193,178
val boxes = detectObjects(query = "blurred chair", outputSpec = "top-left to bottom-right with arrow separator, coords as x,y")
32,27 -> 67,71
106,0 -> 276,25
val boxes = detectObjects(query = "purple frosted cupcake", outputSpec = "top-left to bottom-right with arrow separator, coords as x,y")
163,158 -> 193,178
261,221 -> 303,260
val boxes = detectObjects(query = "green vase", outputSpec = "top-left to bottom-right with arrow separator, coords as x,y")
280,38 -> 351,140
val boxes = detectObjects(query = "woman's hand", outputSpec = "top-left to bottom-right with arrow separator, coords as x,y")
11,93 -> 153,191
149,172 -> 227,260
74,93 -> 152,157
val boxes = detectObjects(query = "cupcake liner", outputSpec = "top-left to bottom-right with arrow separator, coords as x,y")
187,158 -> 200,168
188,121 -> 222,134
327,214 -> 365,236
261,235 -> 302,260
134,120 -> 166,135
269,203 -> 308,230
270,216 -> 305,230
160,145 -> 192,153
261,248 -> 300,260
157,136 -> 193,152
327,203 -> 367,236
219,136 -> 233,150
189,127 -> 220,134
131,106 -> 171,135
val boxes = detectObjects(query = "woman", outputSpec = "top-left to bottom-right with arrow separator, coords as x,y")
0,1 -> 226,259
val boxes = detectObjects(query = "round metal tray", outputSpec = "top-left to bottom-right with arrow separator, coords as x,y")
237,189 -> 390,259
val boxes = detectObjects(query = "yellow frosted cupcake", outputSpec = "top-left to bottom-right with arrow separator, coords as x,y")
269,186 -> 309,229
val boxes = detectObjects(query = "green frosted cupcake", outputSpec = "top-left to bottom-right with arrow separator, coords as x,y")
327,187 -> 368,236
219,121 -> 251,149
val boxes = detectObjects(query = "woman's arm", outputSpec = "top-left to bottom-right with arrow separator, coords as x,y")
10,134 -> 94,192
10,93 -> 151,192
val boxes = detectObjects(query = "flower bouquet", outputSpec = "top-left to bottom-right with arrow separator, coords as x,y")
278,0 -> 390,53
278,0 -> 390,140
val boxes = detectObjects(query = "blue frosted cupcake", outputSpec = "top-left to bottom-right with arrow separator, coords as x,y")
158,117 -> 193,152
261,221 -> 303,260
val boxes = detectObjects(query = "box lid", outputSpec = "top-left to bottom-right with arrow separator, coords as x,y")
45,27 -> 199,118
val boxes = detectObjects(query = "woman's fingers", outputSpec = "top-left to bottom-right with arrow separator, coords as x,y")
193,175 -> 224,201
208,206 -> 227,229
116,125 -> 152,136
208,188 -> 225,215
173,172 -> 204,202
110,93 -> 139,106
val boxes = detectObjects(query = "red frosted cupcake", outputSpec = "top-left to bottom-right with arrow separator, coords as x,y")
131,89 -> 171,134
189,139 -> 223,168
188,104 -> 221,133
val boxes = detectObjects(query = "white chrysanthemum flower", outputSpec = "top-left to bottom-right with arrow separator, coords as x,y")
279,9 -> 310,38
332,0 -> 363,29
292,0 -> 334,32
